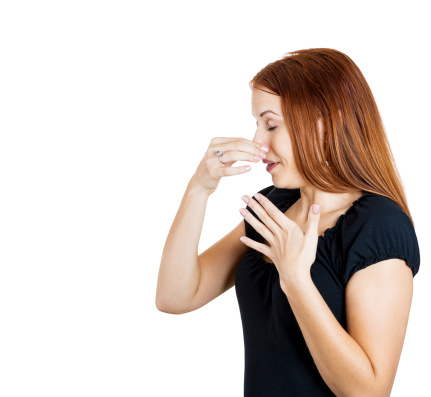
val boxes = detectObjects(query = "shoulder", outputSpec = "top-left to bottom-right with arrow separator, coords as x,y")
353,192 -> 406,217
341,193 -> 420,284
344,193 -> 414,234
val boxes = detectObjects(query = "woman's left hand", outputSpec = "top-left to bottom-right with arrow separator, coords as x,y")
239,193 -> 321,291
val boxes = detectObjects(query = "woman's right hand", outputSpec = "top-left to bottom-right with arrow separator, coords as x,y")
191,137 -> 269,195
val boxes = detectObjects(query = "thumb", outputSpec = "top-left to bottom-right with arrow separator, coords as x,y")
306,204 -> 321,237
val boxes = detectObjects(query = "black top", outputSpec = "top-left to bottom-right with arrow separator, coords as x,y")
235,185 -> 420,397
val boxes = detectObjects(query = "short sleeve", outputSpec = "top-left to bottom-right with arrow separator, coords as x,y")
342,199 -> 420,285
243,185 -> 275,238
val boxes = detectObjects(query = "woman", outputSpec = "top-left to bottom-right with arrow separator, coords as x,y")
156,48 -> 420,396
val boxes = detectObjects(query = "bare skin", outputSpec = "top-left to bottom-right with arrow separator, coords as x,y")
251,87 -> 364,263
260,193 -> 364,263
157,87 -> 365,313
249,88 -> 414,396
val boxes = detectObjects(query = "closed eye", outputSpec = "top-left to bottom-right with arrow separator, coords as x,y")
268,127 -> 276,132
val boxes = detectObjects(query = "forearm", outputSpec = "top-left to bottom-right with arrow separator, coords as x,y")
281,275 -> 377,397
156,177 -> 210,313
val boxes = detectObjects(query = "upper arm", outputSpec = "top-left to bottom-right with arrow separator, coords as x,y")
345,258 -> 414,396
183,219 -> 249,313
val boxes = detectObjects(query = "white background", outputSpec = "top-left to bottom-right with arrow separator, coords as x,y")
0,0 -> 429,396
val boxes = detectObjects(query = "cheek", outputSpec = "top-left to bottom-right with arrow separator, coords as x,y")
278,138 -> 294,158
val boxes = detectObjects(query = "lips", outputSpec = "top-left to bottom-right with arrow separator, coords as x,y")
262,159 -> 279,164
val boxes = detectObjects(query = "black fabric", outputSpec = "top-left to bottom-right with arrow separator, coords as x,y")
235,185 -> 420,397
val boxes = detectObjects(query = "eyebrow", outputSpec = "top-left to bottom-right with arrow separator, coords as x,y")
260,110 -> 280,117
254,109 -> 281,126
253,109 -> 281,119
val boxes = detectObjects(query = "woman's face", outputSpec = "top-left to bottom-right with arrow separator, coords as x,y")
251,88 -> 305,189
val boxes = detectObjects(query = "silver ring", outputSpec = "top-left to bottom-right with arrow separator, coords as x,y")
216,150 -> 225,164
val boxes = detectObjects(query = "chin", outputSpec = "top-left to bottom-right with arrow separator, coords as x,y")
271,175 -> 301,190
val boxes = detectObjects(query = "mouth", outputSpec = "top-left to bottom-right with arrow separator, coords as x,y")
265,162 -> 280,172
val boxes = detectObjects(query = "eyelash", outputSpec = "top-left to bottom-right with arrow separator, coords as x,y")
268,127 -> 276,132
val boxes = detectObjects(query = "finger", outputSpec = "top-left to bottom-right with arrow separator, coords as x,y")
211,138 -> 268,160
211,137 -> 266,153
239,236 -> 272,259
239,206 -> 274,243
218,165 -> 252,176
253,192 -> 296,230
243,195 -> 281,237
305,204 -> 321,243
215,150 -> 265,165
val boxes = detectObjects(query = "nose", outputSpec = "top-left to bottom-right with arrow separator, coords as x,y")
252,129 -> 270,148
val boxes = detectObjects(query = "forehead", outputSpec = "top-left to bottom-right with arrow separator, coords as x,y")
251,88 -> 282,118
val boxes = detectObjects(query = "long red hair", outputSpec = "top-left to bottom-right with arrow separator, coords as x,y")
250,48 -> 415,227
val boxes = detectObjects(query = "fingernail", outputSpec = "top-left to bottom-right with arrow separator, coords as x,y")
261,145 -> 269,152
241,195 -> 249,204
312,204 -> 320,214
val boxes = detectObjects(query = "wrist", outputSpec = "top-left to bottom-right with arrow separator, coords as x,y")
187,178 -> 212,198
280,271 -> 311,296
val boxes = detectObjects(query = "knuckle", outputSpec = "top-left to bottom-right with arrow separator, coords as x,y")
274,228 -> 282,238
